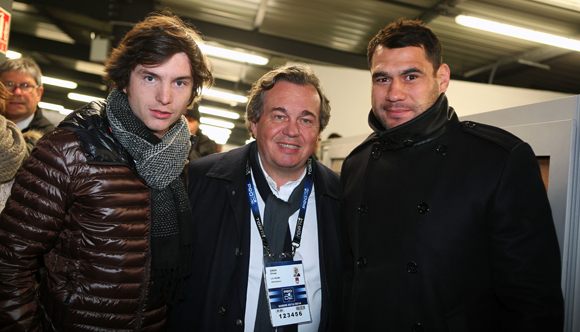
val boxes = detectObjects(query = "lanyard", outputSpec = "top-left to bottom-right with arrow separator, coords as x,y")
245,158 -> 313,258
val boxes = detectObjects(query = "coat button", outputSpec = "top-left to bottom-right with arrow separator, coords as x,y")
403,140 -> 414,147
236,319 -> 243,326
417,202 -> 429,214
358,205 -> 368,215
411,323 -> 424,332
357,258 -> 367,269
407,261 -> 419,273
232,190 -> 236,196
235,247 -> 243,256
218,305 -> 227,315
436,145 -> 448,155
464,121 -> 476,128
372,145 -> 381,159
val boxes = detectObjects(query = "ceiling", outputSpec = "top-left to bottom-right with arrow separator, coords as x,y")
7,0 -> 580,146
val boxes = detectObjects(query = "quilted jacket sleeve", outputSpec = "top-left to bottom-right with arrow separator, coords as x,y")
0,130 -> 75,331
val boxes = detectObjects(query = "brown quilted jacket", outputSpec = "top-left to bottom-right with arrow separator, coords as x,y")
0,102 -> 169,331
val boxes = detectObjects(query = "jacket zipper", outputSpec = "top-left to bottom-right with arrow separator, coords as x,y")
135,235 -> 152,331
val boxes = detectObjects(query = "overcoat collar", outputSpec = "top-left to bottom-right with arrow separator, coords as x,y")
367,93 -> 456,150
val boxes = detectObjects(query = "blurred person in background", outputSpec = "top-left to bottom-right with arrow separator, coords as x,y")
0,57 -> 54,135
184,102 -> 218,160
0,81 -> 42,212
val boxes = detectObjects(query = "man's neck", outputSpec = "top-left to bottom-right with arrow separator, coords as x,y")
13,113 -> 35,131
257,152 -> 306,191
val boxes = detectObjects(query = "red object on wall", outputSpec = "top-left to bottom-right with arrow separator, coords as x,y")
0,7 -> 11,54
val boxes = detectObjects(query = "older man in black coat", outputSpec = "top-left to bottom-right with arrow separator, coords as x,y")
169,65 -> 342,331
340,19 -> 564,331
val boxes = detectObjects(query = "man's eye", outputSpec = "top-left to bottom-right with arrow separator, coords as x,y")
175,81 -> 186,87
406,75 -> 417,80
145,76 -> 155,82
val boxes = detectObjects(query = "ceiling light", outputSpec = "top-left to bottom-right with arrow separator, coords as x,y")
202,88 -> 248,103
199,106 -> 240,119
455,15 -> 580,52
7,50 -> 21,59
198,43 -> 269,65
200,117 -> 235,129
68,92 -> 105,103
39,101 -> 73,115
531,0 -> 580,11
199,124 -> 231,144
43,76 -> 78,89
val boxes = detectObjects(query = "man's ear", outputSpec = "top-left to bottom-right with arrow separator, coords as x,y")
250,121 -> 258,138
437,63 -> 451,93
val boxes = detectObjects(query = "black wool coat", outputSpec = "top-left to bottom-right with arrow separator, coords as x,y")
169,142 -> 342,331
340,95 -> 564,332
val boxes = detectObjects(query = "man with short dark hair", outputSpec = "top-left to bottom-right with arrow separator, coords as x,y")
0,11 -> 213,331
0,57 -> 55,134
184,103 -> 218,159
340,18 -> 564,331
169,64 -> 342,331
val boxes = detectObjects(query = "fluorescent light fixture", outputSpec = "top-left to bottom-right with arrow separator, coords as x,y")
198,43 -> 269,65
43,76 -> 78,89
199,106 -> 240,119
200,124 -> 231,144
39,101 -> 73,115
532,0 -> 580,11
455,15 -> 580,52
202,88 -> 248,103
68,92 -> 105,103
7,50 -> 21,59
200,117 -> 235,129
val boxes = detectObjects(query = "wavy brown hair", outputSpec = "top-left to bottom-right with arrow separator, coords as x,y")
104,10 -> 214,104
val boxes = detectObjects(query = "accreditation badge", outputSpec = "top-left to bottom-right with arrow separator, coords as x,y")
263,260 -> 312,327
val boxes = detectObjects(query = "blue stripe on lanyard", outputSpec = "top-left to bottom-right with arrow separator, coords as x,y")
245,158 -> 313,256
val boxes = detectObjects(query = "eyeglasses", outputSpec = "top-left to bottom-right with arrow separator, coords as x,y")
4,82 -> 40,93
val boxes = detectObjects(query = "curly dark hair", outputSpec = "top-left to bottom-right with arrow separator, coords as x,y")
104,10 -> 214,104
245,64 -> 331,137
367,18 -> 443,72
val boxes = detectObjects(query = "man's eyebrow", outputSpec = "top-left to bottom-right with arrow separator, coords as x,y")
372,71 -> 389,79
138,69 -> 192,81
300,110 -> 317,118
139,69 -> 160,78
400,67 -> 423,75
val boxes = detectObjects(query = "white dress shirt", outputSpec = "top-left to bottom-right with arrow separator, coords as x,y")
244,153 -> 321,332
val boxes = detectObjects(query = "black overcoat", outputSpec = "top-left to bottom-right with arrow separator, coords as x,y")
340,95 -> 564,331
169,142 -> 342,331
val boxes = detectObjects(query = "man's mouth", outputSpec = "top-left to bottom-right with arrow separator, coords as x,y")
151,109 -> 172,119
278,143 -> 299,150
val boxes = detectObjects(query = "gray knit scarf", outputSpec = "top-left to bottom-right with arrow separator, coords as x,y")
0,115 -> 26,183
106,88 -> 193,301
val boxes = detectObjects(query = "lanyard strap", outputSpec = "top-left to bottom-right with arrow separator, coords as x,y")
245,158 -> 313,257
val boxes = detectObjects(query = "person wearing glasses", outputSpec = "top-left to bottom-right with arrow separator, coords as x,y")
0,57 -> 55,135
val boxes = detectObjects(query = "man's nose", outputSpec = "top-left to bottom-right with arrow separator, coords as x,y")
386,79 -> 406,102
283,119 -> 300,137
156,84 -> 172,105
